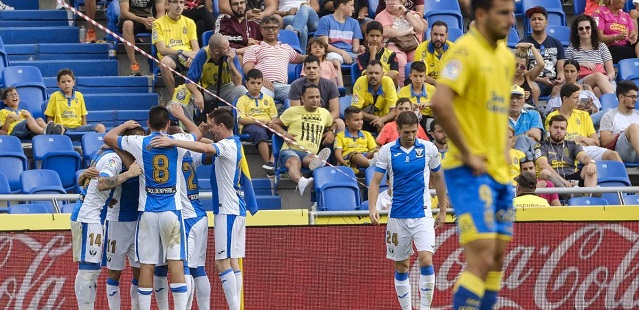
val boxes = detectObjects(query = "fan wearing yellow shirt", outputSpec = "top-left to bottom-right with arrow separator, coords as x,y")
152,0 -> 199,98
414,20 -> 455,86
430,1 -> 516,309
397,61 -> 436,131
508,127 -> 526,186
236,69 -> 278,171
334,106 -> 378,174
44,69 -> 106,135
513,172 -> 550,208
0,87 -> 49,138
351,60 -> 398,133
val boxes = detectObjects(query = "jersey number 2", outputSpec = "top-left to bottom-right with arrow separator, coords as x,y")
182,162 -> 197,190
152,154 -> 170,184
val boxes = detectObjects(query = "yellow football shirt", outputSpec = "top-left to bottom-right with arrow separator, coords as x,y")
509,148 -> 526,185
0,108 -> 27,134
279,106 -> 333,154
397,83 -> 436,116
235,93 -> 278,131
334,129 -> 377,158
414,40 -> 454,79
351,76 -> 398,117
514,194 -> 550,208
544,110 -> 596,141
152,14 -> 197,58
44,91 -> 87,128
437,27 -> 516,184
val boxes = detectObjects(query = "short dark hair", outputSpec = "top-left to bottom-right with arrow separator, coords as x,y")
122,126 -> 145,136
564,59 -> 580,72
560,83 -> 581,101
396,111 -> 418,128
1,86 -> 16,100
148,105 -> 170,131
333,0 -> 351,9
471,0 -> 495,15
395,97 -> 412,107
367,60 -> 383,70
519,157 -> 534,168
302,83 -> 320,95
207,108 -> 234,130
304,54 -> 320,66
246,68 -> 263,81
410,61 -> 426,74
548,114 -> 568,127
57,68 -> 75,82
430,20 -> 448,32
344,106 -> 362,119
616,80 -> 639,99
261,15 -> 280,26
429,118 -> 438,132
366,21 -> 384,34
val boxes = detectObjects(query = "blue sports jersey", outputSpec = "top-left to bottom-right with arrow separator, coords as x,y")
181,152 -> 207,219
375,138 -> 441,218
115,175 -> 140,222
72,149 -> 117,223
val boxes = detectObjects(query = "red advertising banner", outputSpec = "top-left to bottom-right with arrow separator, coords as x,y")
1,222 -> 638,309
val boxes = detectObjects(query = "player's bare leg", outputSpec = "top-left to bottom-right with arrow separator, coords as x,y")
480,239 -> 509,310
453,238 -> 496,309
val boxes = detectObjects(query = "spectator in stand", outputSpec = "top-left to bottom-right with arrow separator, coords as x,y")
183,0 -> 216,47
289,55 -> 344,131
334,106 -> 378,174
271,84 -> 336,195
585,0 -> 602,16
356,21 -> 400,87
428,119 -> 447,159
592,0 -> 639,64
0,87 -> 49,138
600,80 -> 639,163
306,38 -> 341,86
44,69 -> 106,135
215,0 -> 263,56
414,21 -> 455,86
535,114 -> 598,188
236,69 -> 278,171
375,0 -> 426,86
546,60 -> 604,124
82,0 -> 97,42
374,0 -> 424,20
278,0 -> 321,53
152,0 -> 200,99
519,6 -> 565,98
185,33 -> 246,122
566,14 -> 615,97
315,0 -> 364,71
243,15 -> 306,103
376,98 -> 428,146
219,0 -> 278,20
319,0 -> 370,32
398,61 -> 435,132
520,159 -> 561,206
119,0 -> 165,76
513,172 -> 551,208
513,43 -> 544,107
508,126 -> 526,186
352,60 -> 398,132
509,84 -> 543,161
545,84 -> 622,163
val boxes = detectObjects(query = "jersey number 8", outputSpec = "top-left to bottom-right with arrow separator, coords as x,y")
152,154 -> 170,184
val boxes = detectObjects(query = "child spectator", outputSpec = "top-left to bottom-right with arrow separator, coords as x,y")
0,87 -> 49,137
44,69 -> 106,135
398,61 -> 436,132
508,126 -> 526,186
376,97 -> 428,146
334,106 -> 377,174
316,0 -> 365,70
236,69 -> 278,171
356,21 -> 399,86
306,38 -> 341,86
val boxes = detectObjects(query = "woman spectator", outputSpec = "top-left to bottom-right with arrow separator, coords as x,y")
566,14 -> 616,97
374,0 -> 424,20
375,0 -> 426,86
592,0 -> 639,63
513,42 -> 545,107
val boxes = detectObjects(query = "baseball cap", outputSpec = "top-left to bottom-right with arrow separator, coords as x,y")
525,6 -> 548,19
511,84 -> 525,96
515,172 -> 537,193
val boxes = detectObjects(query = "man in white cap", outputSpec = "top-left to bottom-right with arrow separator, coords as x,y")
509,84 -> 543,160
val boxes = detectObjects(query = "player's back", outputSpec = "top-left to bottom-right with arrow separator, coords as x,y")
106,172 -> 140,222
210,137 -> 246,216
181,151 -> 207,219
437,28 -> 515,184
72,149 -> 120,223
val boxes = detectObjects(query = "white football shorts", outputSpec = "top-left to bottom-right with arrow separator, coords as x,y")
103,220 -> 140,269
385,217 -> 435,261
71,220 -> 103,264
135,211 -> 186,265
214,214 -> 246,260
185,216 -> 209,268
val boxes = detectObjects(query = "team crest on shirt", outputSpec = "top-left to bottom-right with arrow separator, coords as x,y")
576,118 -> 581,125
152,30 -> 159,41
441,59 -> 461,80
383,55 -> 388,62
415,148 -> 424,158
182,26 -> 188,34
352,94 -> 359,103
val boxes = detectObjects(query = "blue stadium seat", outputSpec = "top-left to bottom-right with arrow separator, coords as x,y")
596,160 -> 631,186
82,93 -> 159,111
256,195 -> 282,210
287,63 -> 302,84
349,62 -> 361,87
32,135 -> 82,192
60,203 -> 76,214
0,27 -> 78,44
507,28 -> 520,49
7,203 -> 51,214
599,93 -> 619,110
546,25 -> 570,48
75,169 -> 85,194
574,0 -> 585,15
424,13 -> 463,30
365,166 -> 388,192
368,0 -> 378,17
0,135 -> 28,193
202,30 -> 213,46
278,30 -> 302,54
404,61 -> 412,83
0,173 -> 10,194
313,166 -> 361,211
361,200 -> 369,211
81,132 -> 105,168
10,59 -> 119,77
43,76 -> 151,95
600,184 -> 626,205
339,95 -> 352,119
196,163 -> 212,190
626,0 -> 635,13
283,98 -> 291,110
623,194 -> 639,205
618,58 -> 639,81
1,66 -> 47,118
426,27 -> 464,42
568,196 -> 609,206
252,178 -> 273,195
522,0 -> 566,36
20,169 -> 66,194
424,0 -> 462,14
0,35 -> 8,84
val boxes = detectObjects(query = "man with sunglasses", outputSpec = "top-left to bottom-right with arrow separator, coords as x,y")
215,0 -> 263,56
519,6 -> 565,98
243,15 -> 306,103
600,80 -> 639,163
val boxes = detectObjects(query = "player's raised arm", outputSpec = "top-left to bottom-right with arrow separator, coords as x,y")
104,120 -> 141,149
150,136 -> 217,156
168,102 -> 202,141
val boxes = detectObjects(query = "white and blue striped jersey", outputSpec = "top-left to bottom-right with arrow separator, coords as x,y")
375,138 -> 441,218
210,137 -> 246,216
118,132 -> 196,212
72,149 -> 120,223
181,151 -> 207,219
